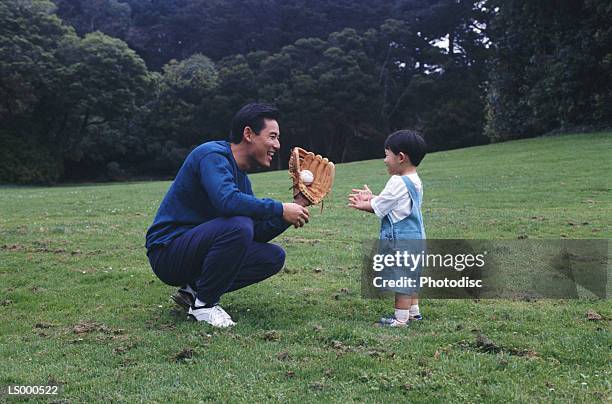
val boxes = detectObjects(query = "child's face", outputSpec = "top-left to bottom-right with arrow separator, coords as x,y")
384,148 -> 404,175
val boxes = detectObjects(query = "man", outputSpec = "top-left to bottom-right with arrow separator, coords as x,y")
145,103 -> 310,328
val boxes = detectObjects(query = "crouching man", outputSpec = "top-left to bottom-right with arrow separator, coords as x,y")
145,103 -> 309,327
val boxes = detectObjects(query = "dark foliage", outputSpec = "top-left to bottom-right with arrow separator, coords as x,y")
2,0 -> 607,183
485,0 -> 612,140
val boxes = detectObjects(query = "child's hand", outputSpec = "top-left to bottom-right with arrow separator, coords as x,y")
351,184 -> 373,201
348,188 -> 374,212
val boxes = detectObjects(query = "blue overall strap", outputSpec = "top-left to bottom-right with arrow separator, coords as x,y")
400,175 -> 425,238
400,176 -> 422,212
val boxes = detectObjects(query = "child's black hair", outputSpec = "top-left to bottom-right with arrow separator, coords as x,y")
384,129 -> 427,166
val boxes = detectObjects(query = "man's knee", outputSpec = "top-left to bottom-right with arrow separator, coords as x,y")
224,216 -> 254,242
269,244 -> 286,273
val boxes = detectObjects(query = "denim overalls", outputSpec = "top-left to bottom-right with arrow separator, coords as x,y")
379,176 -> 425,294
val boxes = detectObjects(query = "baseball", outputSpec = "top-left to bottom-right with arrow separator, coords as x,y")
300,169 -> 314,185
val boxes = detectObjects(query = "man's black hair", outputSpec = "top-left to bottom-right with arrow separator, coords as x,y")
384,129 -> 427,166
229,103 -> 280,143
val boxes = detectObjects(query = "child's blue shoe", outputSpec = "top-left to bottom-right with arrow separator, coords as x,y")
378,315 -> 408,327
380,315 -> 395,324
380,313 -> 423,323
379,318 -> 408,327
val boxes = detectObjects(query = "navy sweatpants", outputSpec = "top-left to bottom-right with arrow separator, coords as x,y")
147,216 -> 285,305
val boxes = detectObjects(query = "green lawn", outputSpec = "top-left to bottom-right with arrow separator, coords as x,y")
0,132 -> 610,402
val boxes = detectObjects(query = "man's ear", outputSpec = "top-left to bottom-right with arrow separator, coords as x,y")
398,152 -> 407,163
243,126 -> 255,143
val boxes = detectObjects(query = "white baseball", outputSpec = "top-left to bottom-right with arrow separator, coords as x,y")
300,169 -> 314,185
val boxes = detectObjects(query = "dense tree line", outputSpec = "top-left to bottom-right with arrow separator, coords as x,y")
485,0 -> 611,140
51,0 -> 427,70
0,1 -> 152,183
0,0 -> 609,184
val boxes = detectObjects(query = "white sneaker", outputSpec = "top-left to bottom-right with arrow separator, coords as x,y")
378,316 -> 409,327
188,304 -> 236,328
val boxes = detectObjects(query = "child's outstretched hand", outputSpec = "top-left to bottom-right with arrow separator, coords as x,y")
351,184 -> 373,201
348,184 -> 375,212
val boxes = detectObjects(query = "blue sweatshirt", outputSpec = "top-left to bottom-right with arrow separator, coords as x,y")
145,141 -> 288,250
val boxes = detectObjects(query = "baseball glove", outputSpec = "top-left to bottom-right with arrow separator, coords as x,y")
288,147 -> 335,205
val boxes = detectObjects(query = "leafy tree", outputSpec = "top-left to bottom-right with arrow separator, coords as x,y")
52,0 -> 405,69
485,0 -> 612,140
52,30 -> 152,180
53,0 -> 131,38
0,0 -> 152,183
0,0 -> 77,183
0,0 -> 70,122
4,0 -> 559,183
162,53 -> 219,104
142,53 -> 220,169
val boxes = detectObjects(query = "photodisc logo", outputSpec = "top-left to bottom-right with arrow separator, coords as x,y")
361,239 -> 609,299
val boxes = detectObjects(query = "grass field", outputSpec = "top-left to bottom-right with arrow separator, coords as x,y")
1,132 -> 610,402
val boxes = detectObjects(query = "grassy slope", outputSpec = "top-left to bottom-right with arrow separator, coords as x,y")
0,132 -> 610,402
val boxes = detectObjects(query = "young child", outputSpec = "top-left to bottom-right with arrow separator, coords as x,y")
348,129 -> 427,327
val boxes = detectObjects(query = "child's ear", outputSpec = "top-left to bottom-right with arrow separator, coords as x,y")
399,152 -> 413,165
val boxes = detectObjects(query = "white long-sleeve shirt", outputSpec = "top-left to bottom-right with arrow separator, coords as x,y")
370,174 -> 422,223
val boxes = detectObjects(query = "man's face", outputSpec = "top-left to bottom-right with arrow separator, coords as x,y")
248,118 -> 280,169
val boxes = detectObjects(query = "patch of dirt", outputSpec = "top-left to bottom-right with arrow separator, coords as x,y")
18,241 -> 70,254
46,376 -> 65,386
172,348 -> 194,362
284,236 -> 321,246
276,351 -> 290,361
328,340 -> 355,356
457,333 -> 539,358
72,321 -> 118,334
113,343 -> 136,355
144,318 -> 176,330
475,333 -> 501,353
586,310 -> 605,321
1,244 -> 24,251
263,330 -> 281,341
34,322 -> 55,329
86,249 -> 103,255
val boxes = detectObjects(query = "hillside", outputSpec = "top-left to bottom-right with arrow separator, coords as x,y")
0,132 -> 610,401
